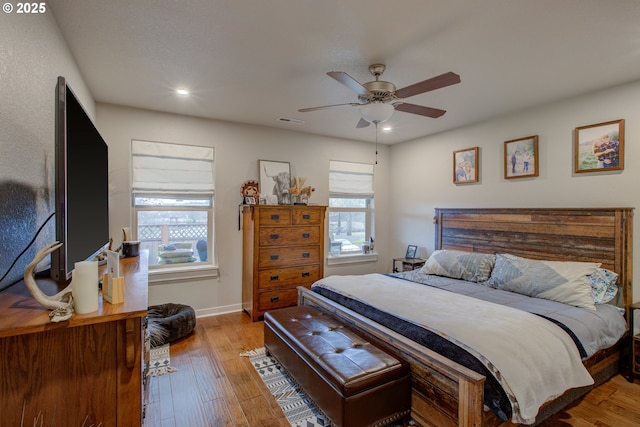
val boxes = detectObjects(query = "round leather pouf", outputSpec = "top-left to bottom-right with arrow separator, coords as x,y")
148,303 -> 196,345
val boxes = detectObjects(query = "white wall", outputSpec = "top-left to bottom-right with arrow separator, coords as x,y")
96,104 -> 391,315
389,79 -> 640,299
5,9 -> 636,312
0,9 -> 93,288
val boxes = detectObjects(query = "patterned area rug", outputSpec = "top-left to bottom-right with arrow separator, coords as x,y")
148,343 -> 177,376
241,347 -> 413,427
241,347 -> 329,427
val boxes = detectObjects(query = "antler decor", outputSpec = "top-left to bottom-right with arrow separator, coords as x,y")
23,242 -> 74,322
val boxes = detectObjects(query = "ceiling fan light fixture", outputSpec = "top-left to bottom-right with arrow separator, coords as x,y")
360,102 -> 394,124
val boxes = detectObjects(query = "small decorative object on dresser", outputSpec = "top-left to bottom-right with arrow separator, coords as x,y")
241,180 -> 259,204
289,176 -> 315,205
22,242 -> 74,322
259,160 -> 291,205
241,205 -> 327,321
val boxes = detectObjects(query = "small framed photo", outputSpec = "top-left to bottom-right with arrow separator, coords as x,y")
453,147 -> 479,184
504,135 -> 539,179
405,245 -> 418,259
574,119 -> 624,173
259,160 -> 291,204
244,195 -> 256,205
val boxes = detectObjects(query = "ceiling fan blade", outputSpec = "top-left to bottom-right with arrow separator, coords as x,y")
356,117 -> 370,128
395,71 -> 461,99
394,103 -> 447,118
327,71 -> 371,96
298,102 -> 361,112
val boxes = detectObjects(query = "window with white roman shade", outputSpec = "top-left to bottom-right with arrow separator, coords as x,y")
131,139 -> 214,194
328,160 -> 375,258
329,160 -> 374,196
131,140 -> 216,280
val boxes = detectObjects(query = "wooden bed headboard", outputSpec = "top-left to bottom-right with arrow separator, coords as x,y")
434,207 -> 634,321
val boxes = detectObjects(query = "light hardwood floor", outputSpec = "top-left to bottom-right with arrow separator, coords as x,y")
144,311 -> 640,427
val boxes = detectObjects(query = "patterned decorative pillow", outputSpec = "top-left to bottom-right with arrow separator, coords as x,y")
486,254 -> 600,310
419,249 -> 496,283
589,268 -> 619,305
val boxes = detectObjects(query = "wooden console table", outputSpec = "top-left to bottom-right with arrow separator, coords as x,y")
0,252 -> 148,426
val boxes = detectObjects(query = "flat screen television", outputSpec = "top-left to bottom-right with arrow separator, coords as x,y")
50,76 -> 110,284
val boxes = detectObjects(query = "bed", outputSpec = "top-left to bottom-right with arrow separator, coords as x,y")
298,207 -> 633,426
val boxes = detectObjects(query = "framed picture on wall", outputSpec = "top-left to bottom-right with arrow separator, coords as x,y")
453,147 -> 479,184
504,135 -> 539,179
574,119 -> 624,173
259,160 -> 291,205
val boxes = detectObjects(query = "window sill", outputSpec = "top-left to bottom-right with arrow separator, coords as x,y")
148,264 -> 219,285
327,252 -> 378,266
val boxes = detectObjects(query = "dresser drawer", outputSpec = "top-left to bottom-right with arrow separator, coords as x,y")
292,208 -> 322,225
258,246 -> 320,268
258,288 -> 300,312
258,265 -> 321,290
259,226 -> 320,246
259,208 -> 291,225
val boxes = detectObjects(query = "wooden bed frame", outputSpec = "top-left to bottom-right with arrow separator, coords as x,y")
299,207 -> 633,427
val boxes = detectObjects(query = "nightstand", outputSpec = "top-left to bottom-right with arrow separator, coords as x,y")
392,258 -> 426,273
632,302 -> 640,380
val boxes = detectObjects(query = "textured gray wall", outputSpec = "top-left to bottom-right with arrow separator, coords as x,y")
0,11 -> 93,290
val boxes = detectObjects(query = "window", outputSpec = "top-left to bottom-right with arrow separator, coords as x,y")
131,140 -> 215,272
328,161 -> 374,256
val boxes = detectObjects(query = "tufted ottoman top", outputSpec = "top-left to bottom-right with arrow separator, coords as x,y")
264,305 -> 408,397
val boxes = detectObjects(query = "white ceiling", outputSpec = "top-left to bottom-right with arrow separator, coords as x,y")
48,0 -> 640,144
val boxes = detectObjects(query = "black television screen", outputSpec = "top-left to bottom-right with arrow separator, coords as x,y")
51,76 -> 110,284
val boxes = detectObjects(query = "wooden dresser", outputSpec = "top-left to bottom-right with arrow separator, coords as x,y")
0,252 -> 148,426
242,205 -> 326,321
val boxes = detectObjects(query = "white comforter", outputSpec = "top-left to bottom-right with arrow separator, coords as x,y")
313,274 -> 594,424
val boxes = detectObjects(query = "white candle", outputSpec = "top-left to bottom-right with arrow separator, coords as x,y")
72,261 -> 99,314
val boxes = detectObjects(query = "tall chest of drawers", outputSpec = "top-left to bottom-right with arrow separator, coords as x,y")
242,205 -> 327,321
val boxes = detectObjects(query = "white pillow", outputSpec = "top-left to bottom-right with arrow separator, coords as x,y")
486,254 -> 600,310
419,249 -> 496,283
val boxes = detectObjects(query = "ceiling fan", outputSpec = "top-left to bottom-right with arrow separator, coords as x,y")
298,64 -> 461,128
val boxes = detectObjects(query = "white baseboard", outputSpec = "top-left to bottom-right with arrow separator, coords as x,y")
194,303 -> 243,318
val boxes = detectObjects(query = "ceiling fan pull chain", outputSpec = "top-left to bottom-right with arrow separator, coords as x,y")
375,122 -> 379,165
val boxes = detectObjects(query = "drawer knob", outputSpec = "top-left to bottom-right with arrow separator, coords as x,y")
302,252 -> 310,258
271,214 -> 280,220
302,233 -> 310,238
301,272 -> 310,277
270,296 -> 279,303
270,275 -> 279,281
270,254 -> 279,260
270,233 -> 279,239
302,214 -> 311,219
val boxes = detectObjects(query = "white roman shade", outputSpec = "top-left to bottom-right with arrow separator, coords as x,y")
329,160 -> 374,196
131,140 -> 214,194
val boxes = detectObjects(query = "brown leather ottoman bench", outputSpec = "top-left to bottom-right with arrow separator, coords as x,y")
264,305 -> 411,427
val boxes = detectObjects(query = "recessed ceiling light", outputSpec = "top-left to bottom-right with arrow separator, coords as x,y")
176,89 -> 190,96
383,126 -> 392,132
